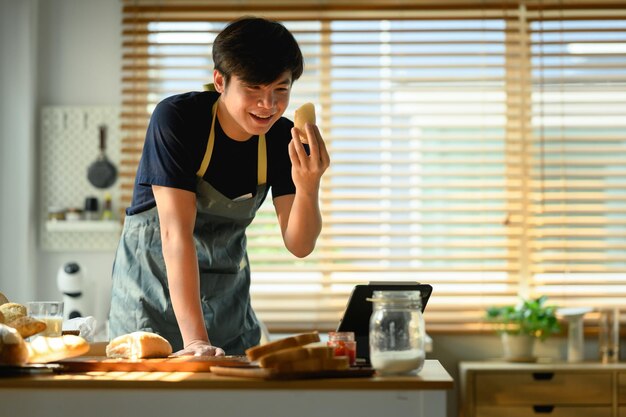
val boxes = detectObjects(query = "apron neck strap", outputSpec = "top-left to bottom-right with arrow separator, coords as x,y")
196,99 -> 267,186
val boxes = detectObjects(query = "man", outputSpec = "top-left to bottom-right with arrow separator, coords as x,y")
108,17 -> 330,356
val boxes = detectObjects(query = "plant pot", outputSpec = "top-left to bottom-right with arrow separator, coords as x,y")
501,333 -> 535,361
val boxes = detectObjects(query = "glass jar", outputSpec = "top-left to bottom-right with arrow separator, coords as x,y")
369,290 -> 425,375
327,331 -> 357,366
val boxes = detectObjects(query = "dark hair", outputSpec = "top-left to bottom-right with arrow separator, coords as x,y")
212,17 -> 304,86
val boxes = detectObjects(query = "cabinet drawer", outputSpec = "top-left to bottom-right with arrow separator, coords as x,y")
476,406 -> 612,417
619,373 -> 626,404
475,372 -> 612,405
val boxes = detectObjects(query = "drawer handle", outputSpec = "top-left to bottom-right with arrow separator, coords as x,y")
533,405 -> 555,414
532,372 -> 554,381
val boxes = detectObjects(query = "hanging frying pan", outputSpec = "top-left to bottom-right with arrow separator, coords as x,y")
87,125 -> 117,189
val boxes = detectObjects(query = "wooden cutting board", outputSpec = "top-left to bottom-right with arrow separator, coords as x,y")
210,365 -> 375,380
57,355 -> 250,373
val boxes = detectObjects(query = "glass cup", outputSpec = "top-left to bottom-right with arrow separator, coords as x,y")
27,301 -> 64,337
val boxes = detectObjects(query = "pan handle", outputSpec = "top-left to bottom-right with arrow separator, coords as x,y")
99,125 -> 107,152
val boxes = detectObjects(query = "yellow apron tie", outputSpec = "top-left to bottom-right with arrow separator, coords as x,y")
197,85 -> 267,185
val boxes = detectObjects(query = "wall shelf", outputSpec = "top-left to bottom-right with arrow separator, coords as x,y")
45,220 -> 122,233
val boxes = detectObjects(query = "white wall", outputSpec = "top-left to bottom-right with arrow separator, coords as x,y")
0,0 -> 39,305
36,0 -> 122,326
0,0 -> 121,326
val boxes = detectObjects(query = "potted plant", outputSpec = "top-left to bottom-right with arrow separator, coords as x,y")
485,295 -> 560,361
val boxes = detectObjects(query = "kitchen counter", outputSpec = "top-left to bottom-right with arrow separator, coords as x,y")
0,359 -> 453,417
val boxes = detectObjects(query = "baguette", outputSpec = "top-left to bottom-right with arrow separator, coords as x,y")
245,331 -> 320,362
7,316 -> 47,339
106,331 -> 172,359
293,102 -> 316,143
258,346 -> 332,368
27,335 -> 89,363
0,323 -> 28,365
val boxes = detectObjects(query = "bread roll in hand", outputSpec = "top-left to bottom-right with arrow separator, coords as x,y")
294,103 -> 316,143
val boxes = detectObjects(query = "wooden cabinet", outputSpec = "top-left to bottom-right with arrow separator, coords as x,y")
460,362 -> 624,417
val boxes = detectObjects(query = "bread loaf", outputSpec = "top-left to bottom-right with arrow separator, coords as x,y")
0,302 -> 27,324
27,335 -> 89,363
0,291 -> 9,306
106,331 -> 173,359
8,316 -> 47,339
245,331 -> 320,362
0,323 -> 28,365
293,102 -> 316,143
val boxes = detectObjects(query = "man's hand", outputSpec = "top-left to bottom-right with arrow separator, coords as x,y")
172,339 -> 226,357
289,123 -> 330,194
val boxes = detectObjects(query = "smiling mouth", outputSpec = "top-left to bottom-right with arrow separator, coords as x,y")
250,113 -> 273,121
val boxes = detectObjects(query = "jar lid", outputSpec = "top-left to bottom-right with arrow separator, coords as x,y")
328,331 -> 354,341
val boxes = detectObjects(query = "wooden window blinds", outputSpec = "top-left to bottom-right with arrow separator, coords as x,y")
121,0 -> 626,333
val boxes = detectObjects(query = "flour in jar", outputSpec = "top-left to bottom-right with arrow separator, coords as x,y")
370,349 -> 425,375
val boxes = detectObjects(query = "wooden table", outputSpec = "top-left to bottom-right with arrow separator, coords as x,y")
0,359 -> 453,417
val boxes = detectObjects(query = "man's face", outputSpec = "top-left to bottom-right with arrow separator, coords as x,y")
214,70 -> 292,140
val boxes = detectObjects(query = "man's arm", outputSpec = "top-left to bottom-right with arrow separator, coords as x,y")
153,185 -> 225,356
274,123 -> 330,258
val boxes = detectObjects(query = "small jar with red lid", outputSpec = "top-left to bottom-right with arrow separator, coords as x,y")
327,331 -> 357,366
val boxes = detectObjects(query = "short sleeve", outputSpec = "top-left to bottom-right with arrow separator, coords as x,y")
134,100 -> 199,193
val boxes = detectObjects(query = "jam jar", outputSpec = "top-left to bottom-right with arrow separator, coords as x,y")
369,290 -> 425,375
327,331 -> 357,366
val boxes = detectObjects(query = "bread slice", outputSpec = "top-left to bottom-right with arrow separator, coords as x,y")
293,103 -> 316,143
106,331 -> 173,359
27,335 -> 89,363
273,356 -> 350,373
258,345 -> 332,368
0,323 -> 28,365
245,332 -> 320,362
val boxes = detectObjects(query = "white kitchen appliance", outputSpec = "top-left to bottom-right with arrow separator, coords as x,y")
57,262 -> 89,320
558,307 -> 593,362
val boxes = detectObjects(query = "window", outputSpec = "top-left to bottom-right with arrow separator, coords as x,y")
122,1 -> 626,332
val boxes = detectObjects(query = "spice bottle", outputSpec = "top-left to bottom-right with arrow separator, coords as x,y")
369,290 -> 425,375
101,193 -> 113,220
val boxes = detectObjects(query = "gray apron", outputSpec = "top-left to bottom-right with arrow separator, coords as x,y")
109,98 -> 266,354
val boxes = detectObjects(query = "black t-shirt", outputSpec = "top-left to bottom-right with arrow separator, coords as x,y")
127,91 -> 296,215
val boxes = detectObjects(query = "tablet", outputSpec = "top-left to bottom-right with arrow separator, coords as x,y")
336,282 -> 432,363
